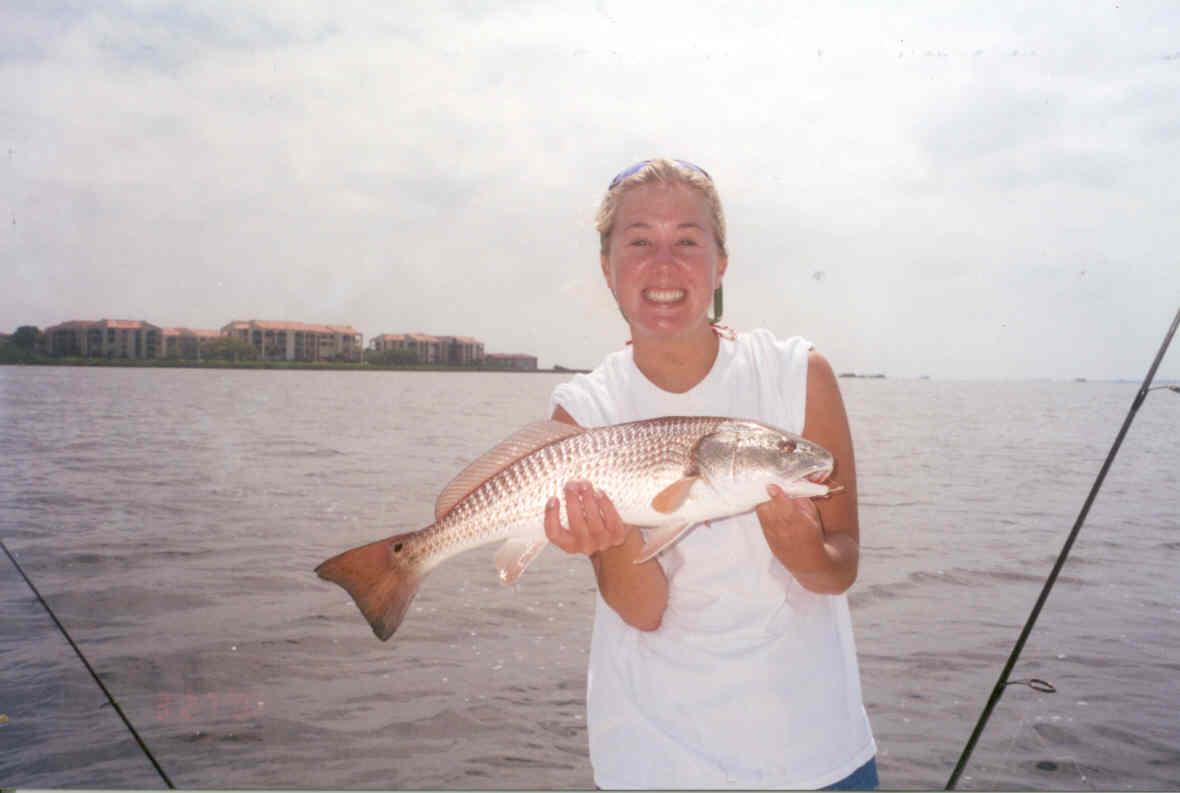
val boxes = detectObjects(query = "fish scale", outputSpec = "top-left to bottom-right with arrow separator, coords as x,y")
421,416 -> 724,567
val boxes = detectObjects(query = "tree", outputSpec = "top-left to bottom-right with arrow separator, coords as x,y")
11,326 -> 41,350
204,336 -> 258,361
365,348 -> 419,366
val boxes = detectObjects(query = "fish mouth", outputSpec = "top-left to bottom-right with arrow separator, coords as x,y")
806,471 -> 829,484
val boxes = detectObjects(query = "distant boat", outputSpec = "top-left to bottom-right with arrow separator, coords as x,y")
1075,377 -> 1087,382
919,375 -> 931,380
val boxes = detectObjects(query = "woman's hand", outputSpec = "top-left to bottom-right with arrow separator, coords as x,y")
542,478 -> 668,631
758,484 -> 859,595
756,486 -> 830,573
543,480 -> 628,556
758,349 -> 861,595
547,405 -> 668,630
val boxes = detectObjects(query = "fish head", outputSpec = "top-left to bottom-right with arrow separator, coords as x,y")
692,420 -> 835,505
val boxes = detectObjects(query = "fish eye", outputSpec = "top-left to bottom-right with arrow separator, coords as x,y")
778,439 -> 797,453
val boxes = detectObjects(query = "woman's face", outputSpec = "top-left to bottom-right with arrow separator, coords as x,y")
601,182 -> 727,342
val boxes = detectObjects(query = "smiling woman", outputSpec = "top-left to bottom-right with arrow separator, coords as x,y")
596,159 -> 727,349
545,159 -> 878,789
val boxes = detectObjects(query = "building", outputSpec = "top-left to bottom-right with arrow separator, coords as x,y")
221,320 -> 363,362
370,333 -> 411,353
404,333 -> 444,363
370,332 -> 485,365
443,335 -> 485,366
43,319 -> 163,359
162,328 -> 221,359
484,353 -> 538,371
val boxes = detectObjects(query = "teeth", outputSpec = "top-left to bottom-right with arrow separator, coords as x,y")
645,288 -> 685,303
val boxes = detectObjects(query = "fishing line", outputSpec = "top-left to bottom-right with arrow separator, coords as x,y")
945,305 -> 1180,790
1,539 -> 175,789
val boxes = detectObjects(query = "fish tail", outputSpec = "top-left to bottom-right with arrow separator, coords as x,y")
314,527 -> 430,641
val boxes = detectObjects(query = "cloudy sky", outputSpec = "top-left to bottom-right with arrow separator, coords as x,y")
2,2 -> 1178,379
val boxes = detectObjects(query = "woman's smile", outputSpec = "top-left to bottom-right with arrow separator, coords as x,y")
643,288 -> 687,305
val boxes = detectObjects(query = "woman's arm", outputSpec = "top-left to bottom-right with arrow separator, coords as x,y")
544,405 -> 670,631
756,350 -> 861,595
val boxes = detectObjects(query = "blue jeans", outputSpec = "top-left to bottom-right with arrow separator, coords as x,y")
823,757 -> 879,790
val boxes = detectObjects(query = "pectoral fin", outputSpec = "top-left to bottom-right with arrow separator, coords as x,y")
494,537 -> 549,585
650,476 -> 700,514
635,522 -> 693,564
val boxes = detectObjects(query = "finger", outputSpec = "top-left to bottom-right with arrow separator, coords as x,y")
755,499 -> 781,533
766,484 -> 794,504
563,481 -> 594,553
544,496 -> 576,552
577,484 -> 613,552
594,489 -> 628,546
761,485 -> 797,519
793,497 -> 822,530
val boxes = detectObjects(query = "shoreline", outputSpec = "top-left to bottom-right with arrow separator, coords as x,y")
0,357 -> 587,374
3,359 -> 1171,383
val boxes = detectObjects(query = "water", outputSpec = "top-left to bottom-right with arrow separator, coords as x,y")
0,366 -> 1177,789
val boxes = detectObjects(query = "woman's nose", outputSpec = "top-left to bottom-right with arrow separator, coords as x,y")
651,240 -> 679,269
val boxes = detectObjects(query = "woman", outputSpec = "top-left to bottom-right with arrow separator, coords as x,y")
543,159 -> 878,789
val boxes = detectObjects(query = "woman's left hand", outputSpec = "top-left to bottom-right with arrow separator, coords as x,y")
755,485 -> 831,577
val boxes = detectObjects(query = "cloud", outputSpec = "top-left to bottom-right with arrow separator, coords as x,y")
1,2 -> 1178,379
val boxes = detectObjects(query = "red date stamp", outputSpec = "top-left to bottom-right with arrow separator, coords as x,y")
155,691 -> 261,723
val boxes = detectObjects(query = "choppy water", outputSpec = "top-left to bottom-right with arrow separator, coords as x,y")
0,366 -> 1177,789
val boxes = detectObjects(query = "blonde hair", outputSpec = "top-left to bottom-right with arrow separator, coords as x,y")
595,159 -> 727,256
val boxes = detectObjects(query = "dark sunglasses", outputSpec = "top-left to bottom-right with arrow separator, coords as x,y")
608,159 -> 712,190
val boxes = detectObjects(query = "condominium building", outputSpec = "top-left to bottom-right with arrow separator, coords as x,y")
162,328 -> 221,359
43,319 -> 163,359
370,333 -> 485,365
221,320 -> 363,362
371,333 -> 413,353
444,336 -> 485,366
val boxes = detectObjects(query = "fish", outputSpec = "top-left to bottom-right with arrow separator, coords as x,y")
315,416 -> 839,640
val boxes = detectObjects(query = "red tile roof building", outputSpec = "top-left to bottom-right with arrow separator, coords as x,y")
43,319 -> 164,359
220,320 -> 363,362
161,328 -> 221,359
369,332 -> 485,365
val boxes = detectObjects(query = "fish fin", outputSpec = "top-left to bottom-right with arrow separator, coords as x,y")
435,420 -> 584,521
636,522 -> 694,564
650,476 -> 700,514
315,528 -> 428,641
494,536 -> 549,585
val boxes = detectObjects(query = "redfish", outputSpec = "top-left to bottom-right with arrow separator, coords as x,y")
315,416 -> 838,640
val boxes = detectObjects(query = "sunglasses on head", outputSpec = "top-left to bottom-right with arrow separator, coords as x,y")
608,159 -> 712,190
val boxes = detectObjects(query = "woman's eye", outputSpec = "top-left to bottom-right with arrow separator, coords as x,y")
677,238 -> 698,246
629,239 -> 650,247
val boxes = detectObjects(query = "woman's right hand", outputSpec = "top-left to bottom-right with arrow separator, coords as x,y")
544,478 -> 668,631
544,479 -> 629,556
545,407 -> 667,630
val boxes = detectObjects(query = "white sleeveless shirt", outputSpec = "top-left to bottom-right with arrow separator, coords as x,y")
549,329 -> 876,789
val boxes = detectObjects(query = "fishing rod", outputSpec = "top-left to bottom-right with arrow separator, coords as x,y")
1,539 -> 174,789
946,304 -> 1180,790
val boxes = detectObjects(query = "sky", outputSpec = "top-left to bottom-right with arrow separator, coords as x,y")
1,1 -> 1178,380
